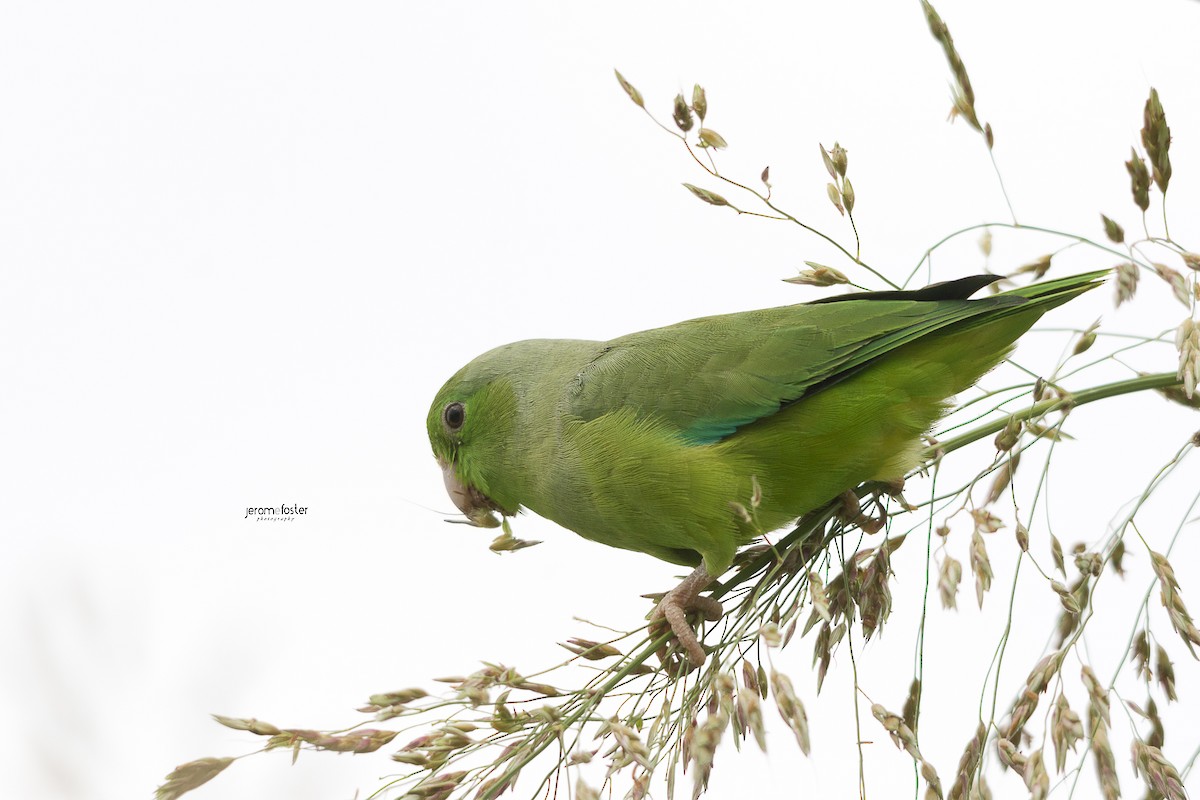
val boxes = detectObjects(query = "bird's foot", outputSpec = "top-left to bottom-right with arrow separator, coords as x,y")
838,489 -> 887,534
871,478 -> 918,511
649,565 -> 722,670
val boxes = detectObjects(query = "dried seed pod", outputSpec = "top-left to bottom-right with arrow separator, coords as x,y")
985,454 -> 1017,505
1145,697 -> 1165,748
1132,740 -> 1185,800
978,230 -> 993,258
1110,539 -> 1127,577
1156,645 -> 1177,701
212,715 -> 281,735
830,142 -> 848,176
1141,88 -> 1172,193
771,671 -> 811,754
1114,262 -> 1140,306
1015,254 -> 1053,279
1125,149 -> 1151,212
697,127 -> 727,149
614,69 -> 644,108
559,638 -> 621,660
1176,317 -> 1199,399
672,93 -> 694,132
1050,693 -> 1083,773
971,508 -> 1003,533
1090,719 -> 1120,800
1050,535 -> 1066,576
1151,549 -> 1200,654
902,678 -> 922,734
1100,214 -> 1124,243
820,144 -> 838,179
739,661 -> 759,696
156,757 -> 236,800
575,778 -> 600,800
827,182 -> 844,215
994,416 -> 1021,451
996,736 -> 1026,771
921,759 -> 944,798
939,556 -> 962,609
785,263 -> 849,287
1153,263 -> 1191,306
948,723 -> 985,800
738,688 -> 767,752
1021,748 -> 1049,798
1132,630 -> 1151,681
691,84 -> 707,121
921,0 -> 982,132
1052,580 -> 1081,614
809,571 -> 832,623
682,183 -> 730,207
970,531 -> 992,608
1072,319 -> 1099,356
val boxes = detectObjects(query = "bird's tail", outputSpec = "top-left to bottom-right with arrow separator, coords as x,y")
992,269 -> 1109,314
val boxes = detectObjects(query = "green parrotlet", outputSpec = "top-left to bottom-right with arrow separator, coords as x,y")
427,271 -> 1104,664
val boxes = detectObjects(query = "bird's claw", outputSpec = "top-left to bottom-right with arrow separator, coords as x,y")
649,569 -> 723,670
838,489 -> 887,534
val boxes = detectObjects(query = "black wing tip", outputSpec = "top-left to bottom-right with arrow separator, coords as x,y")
807,274 -> 1002,305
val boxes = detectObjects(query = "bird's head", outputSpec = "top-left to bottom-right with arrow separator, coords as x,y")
426,347 -> 523,528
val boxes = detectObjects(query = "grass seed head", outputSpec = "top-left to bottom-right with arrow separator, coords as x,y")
1050,535 -> 1066,576
691,84 -> 707,121
1016,254 -> 1053,280
1051,581 -> 1081,614
738,688 -> 767,752
155,757 -> 235,800
939,556 -> 962,610
1132,741 -> 1186,800
1151,549 -> 1200,654
1133,631 -> 1151,681
1089,720 -> 1120,800
614,70 -> 644,109
672,93 -> 694,132
1153,263 -> 1190,306
772,671 -> 811,755
827,182 -> 845,215
697,127 -> 727,150
948,723 -> 985,800
1050,693 -> 1083,773
1020,748 -> 1049,799
1125,149 -> 1151,212
1155,645 -> 1177,701
1100,214 -> 1125,244
212,715 -> 280,736
970,531 -> 993,608
1175,317 -> 1199,399
1141,88 -> 1172,193
1115,261 -> 1140,306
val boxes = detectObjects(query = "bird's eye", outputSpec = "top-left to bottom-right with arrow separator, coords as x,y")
443,402 -> 465,431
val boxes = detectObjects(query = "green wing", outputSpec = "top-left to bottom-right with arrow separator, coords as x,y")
566,272 -> 1104,444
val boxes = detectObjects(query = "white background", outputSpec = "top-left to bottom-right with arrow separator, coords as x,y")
3,1 -> 1199,798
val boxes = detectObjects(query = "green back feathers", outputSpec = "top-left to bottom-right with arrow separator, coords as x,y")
566,271 -> 1106,447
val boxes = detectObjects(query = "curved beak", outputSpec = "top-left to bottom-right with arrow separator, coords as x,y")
439,457 -> 501,528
